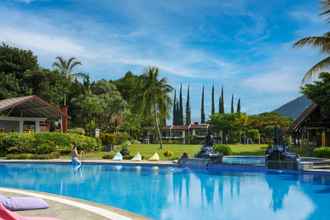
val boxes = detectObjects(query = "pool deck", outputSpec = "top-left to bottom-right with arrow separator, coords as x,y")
0,187 -> 148,220
0,159 -> 175,166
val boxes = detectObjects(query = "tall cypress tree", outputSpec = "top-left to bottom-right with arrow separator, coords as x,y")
231,94 -> 235,113
237,98 -> 241,113
179,84 -> 184,125
220,87 -> 225,114
185,85 -> 191,125
201,86 -> 205,123
211,85 -> 215,115
172,90 -> 177,125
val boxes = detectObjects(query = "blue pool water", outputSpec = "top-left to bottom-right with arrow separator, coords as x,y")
223,156 -> 265,166
0,163 -> 330,220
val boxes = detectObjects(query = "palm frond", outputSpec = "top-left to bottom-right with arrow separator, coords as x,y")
302,56 -> 330,83
68,61 -> 82,72
294,33 -> 330,53
321,0 -> 330,17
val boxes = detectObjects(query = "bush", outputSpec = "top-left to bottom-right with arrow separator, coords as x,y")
35,143 -> 56,154
6,153 -> 33,160
59,149 -> 71,155
214,144 -> 232,155
6,152 -> 60,160
31,152 -> 60,160
100,132 -> 129,146
313,147 -> 330,158
102,152 -> 115,159
123,154 -> 133,160
163,150 -> 173,157
131,140 -> 141,144
68,128 -> 85,135
0,132 -> 101,155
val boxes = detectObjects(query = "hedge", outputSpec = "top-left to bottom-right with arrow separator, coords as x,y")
6,152 -> 60,160
313,147 -> 330,158
214,144 -> 232,155
0,132 -> 101,156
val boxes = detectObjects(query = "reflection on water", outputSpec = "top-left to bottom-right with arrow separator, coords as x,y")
0,163 -> 330,220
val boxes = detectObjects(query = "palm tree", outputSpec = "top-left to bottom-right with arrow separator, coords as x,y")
53,57 -> 82,80
53,57 -> 82,105
141,67 -> 172,149
294,0 -> 330,83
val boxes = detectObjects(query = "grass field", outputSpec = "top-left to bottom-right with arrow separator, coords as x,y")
69,144 -> 268,160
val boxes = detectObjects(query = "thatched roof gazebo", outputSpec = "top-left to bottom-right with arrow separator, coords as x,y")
0,96 -> 65,133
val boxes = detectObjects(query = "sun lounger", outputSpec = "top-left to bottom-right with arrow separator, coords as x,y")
148,153 -> 160,161
0,194 -> 48,211
131,152 -> 142,161
112,152 -> 123,161
0,204 -> 58,220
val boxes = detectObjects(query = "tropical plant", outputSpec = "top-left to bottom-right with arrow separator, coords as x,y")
141,67 -> 173,149
294,1 -> 330,82
53,57 -> 82,79
302,72 -> 330,117
53,57 -> 82,105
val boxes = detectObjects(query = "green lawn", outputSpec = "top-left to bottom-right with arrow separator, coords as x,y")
229,144 -> 268,156
66,144 -> 267,160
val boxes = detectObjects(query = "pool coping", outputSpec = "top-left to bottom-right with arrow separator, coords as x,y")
0,187 -> 148,220
0,159 -> 175,166
1,158 -> 330,175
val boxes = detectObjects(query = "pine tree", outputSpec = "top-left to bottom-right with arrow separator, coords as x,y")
220,87 -> 225,114
179,84 -> 184,125
237,98 -> 241,113
185,85 -> 191,125
211,85 -> 215,115
231,94 -> 235,113
201,86 -> 205,123
172,90 -> 177,125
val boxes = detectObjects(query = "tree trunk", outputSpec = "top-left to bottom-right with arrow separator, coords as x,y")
154,104 -> 163,149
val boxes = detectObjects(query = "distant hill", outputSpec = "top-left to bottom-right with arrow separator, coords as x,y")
273,96 -> 312,120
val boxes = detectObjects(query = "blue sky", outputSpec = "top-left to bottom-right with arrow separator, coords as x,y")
0,0 -> 328,121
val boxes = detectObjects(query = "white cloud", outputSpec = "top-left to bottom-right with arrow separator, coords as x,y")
242,71 -> 299,93
0,27 -> 85,56
13,0 -> 36,3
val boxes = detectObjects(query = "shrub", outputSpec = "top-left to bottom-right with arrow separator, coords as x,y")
100,132 -> 129,146
0,132 -> 101,155
35,143 -> 56,154
59,149 -> 71,155
132,140 -> 141,144
31,152 -> 60,160
120,146 -> 130,157
102,152 -> 115,159
6,152 -> 60,160
214,144 -> 232,155
313,147 -> 330,158
68,128 -> 85,135
123,154 -> 133,160
163,150 -> 173,157
6,153 -> 33,160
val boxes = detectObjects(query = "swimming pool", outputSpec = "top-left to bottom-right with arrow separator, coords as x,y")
222,156 -> 265,166
0,162 -> 330,220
